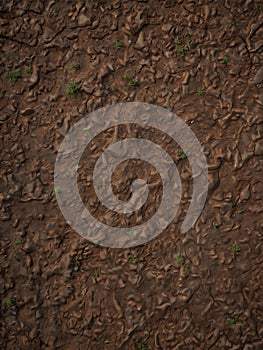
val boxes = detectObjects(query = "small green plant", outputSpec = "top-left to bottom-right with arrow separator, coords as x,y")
66,82 -> 81,97
184,268 -> 192,275
6,297 -> 15,308
220,56 -> 229,64
175,254 -> 185,265
236,209 -> 244,214
128,254 -> 138,263
94,269 -> 101,277
6,51 -> 13,58
31,133 -> 37,138
212,222 -> 219,231
227,19 -> 239,27
24,66 -> 32,74
6,70 -> 21,83
174,37 -> 190,59
197,88 -> 204,96
15,238 -> 24,245
88,55 -> 96,62
123,74 -> 138,87
54,186 -> 62,194
70,61 -> 80,71
115,40 -> 122,49
230,315 -> 239,325
231,243 -> 240,257
178,149 -> 187,160
136,339 -> 148,350
13,253 -> 20,261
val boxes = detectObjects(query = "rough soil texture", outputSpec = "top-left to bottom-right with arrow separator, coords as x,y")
0,0 -> 263,349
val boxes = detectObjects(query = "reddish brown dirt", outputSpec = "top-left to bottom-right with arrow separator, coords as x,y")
0,1 -> 263,349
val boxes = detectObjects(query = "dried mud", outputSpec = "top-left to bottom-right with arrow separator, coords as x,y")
0,0 -> 263,349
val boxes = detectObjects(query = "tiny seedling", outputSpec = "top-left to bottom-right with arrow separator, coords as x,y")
6,51 -> 13,58
175,254 -> 185,265
24,66 -> 32,74
174,37 -> 181,45
230,315 -> 239,325
54,186 -> 62,194
115,40 -> 122,49
178,149 -> 187,160
6,297 -> 15,308
184,268 -> 192,275
70,61 -> 80,71
220,56 -> 229,64
88,55 -> 96,62
231,244 -> 240,257
212,222 -> 219,231
197,88 -> 204,96
136,339 -> 148,350
6,70 -> 21,83
227,19 -> 239,27
13,253 -> 20,261
174,37 -> 190,59
31,133 -> 37,138
128,254 -> 138,263
94,269 -> 101,277
236,209 -> 244,214
66,82 -> 81,97
123,74 -> 138,87
15,238 -> 24,245
188,30 -> 193,37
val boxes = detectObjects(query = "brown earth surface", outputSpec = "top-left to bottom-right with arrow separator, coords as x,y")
0,0 -> 263,349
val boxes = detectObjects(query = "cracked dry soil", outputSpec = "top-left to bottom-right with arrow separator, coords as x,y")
0,0 -> 263,349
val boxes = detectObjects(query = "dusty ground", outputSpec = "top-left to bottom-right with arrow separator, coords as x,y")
0,0 -> 263,349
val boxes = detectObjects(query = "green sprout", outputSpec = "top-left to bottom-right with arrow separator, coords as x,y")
54,186 -> 62,194
15,238 -> 24,245
88,55 -> 96,62
24,66 -> 32,74
236,209 -> 244,214
128,254 -> 138,263
212,222 -> 219,231
178,149 -> 187,160
174,37 -> 190,59
123,74 -> 138,87
70,61 -> 80,71
136,340 -> 148,350
197,88 -> 204,96
6,297 -> 15,308
6,70 -> 21,83
231,244 -> 240,257
230,315 -> 239,325
184,268 -> 192,275
115,40 -> 122,49
174,37 -> 181,45
175,254 -> 185,265
6,51 -> 13,58
13,253 -> 20,261
220,56 -> 229,64
94,269 -> 101,277
66,82 -> 81,97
